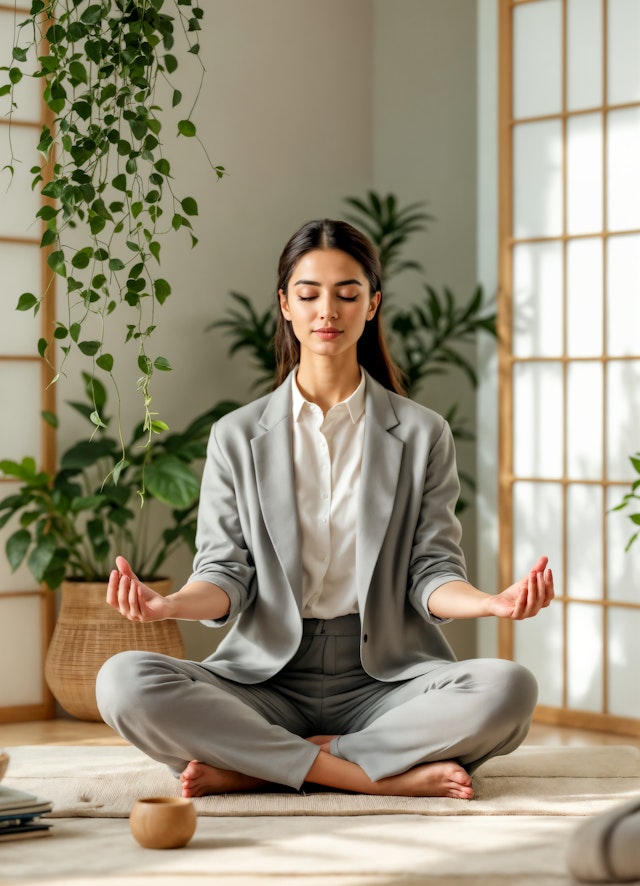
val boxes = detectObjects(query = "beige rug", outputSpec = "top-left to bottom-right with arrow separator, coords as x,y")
4,743 -> 640,818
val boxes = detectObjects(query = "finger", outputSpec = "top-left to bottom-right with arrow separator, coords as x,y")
511,583 -> 528,619
543,568 -> 554,606
115,555 -> 138,583
106,569 -> 120,609
128,579 -> 143,621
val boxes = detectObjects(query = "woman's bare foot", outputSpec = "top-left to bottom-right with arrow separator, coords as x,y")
373,761 -> 474,799
180,761 -> 271,798
305,751 -> 474,800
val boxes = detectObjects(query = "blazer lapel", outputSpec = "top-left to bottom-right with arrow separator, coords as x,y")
251,377 -> 303,609
356,375 -> 404,611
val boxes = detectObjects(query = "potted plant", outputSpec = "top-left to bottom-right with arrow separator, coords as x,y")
0,373 -> 234,720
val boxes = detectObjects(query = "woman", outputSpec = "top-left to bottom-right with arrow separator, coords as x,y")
97,219 -> 554,801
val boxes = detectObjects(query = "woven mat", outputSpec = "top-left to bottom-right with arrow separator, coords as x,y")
3,743 -> 639,818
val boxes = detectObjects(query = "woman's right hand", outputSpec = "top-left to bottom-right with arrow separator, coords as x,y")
106,556 -> 174,622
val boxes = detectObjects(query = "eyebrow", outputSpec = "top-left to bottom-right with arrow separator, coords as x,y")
293,279 -> 363,287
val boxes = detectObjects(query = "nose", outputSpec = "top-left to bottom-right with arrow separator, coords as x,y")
318,294 -> 338,320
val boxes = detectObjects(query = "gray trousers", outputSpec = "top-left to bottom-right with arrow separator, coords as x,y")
96,614 -> 538,790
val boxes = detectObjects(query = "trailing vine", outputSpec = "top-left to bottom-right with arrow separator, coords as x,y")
1,0 -> 223,468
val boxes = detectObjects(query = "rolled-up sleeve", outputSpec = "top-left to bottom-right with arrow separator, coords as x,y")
189,422 -> 257,624
407,419 -> 470,624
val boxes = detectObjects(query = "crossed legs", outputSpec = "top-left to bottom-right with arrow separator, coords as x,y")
97,651 -> 537,801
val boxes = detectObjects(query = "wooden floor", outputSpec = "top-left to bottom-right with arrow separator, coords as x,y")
0,717 -> 639,749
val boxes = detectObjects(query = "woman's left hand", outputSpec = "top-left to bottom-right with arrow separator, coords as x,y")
487,555 -> 554,620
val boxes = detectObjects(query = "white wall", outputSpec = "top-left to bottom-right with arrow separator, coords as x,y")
373,0 -> 479,657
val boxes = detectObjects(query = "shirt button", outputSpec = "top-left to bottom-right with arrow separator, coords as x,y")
321,493 -> 329,500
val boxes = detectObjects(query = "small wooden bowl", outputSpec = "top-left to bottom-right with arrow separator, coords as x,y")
0,751 -> 9,782
129,797 -> 197,849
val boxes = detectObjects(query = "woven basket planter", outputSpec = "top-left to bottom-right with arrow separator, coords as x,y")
44,579 -> 185,722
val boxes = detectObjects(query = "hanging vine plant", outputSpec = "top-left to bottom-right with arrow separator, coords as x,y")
1,0 -> 222,471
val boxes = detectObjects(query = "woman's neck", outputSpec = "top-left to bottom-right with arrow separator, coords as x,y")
295,357 -> 361,414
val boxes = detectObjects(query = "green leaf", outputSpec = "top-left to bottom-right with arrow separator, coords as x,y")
7,529 -> 31,571
96,353 -> 114,372
164,54 -> 178,73
112,173 -> 127,192
138,354 -> 153,374
109,258 -> 125,271
181,197 -> 198,216
153,356 -> 172,371
153,279 -> 171,304
144,456 -> 200,508
172,89 -> 182,108
42,410 -> 58,428
9,67 -> 23,85
71,247 -> 93,269
78,340 -> 101,356
27,533 -> 56,583
154,158 -> 171,176
81,5 -> 103,25
47,250 -> 66,276
16,292 -> 39,312
177,119 -> 196,137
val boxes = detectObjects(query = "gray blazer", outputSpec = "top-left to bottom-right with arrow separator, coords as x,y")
191,370 -> 468,684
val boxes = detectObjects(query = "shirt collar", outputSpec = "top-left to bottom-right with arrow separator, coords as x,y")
291,368 -> 366,424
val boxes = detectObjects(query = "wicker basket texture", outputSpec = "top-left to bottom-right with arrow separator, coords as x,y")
44,579 -> 184,721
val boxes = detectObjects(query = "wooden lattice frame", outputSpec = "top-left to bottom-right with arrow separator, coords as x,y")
498,0 -> 640,737
0,3 -> 55,722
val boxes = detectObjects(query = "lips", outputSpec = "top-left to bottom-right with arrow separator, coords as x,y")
313,327 -> 342,340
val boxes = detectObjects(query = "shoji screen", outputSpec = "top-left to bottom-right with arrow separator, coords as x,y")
499,0 -> 640,735
0,5 -> 55,721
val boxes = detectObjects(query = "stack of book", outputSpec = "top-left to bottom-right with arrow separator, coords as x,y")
0,785 -> 53,842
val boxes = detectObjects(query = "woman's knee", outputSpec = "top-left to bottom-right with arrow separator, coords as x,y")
479,658 -> 538,719
95,650 -> 166,723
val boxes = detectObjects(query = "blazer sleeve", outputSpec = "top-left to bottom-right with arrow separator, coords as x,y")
188,421 -> 257,623
406,418 -> 470,622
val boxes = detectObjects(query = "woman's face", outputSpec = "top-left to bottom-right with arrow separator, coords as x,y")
279,248 -> 380,364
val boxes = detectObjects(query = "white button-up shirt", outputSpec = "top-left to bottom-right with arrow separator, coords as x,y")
291,370 -> 366,618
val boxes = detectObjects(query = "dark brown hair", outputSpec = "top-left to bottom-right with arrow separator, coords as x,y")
274,218 -> 405,394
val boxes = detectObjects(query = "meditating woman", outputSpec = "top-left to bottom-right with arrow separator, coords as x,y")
97,218 -> 554,800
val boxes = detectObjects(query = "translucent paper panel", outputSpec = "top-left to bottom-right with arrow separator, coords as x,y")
513,0 -> 562,119
0,361 -> 42,464
607,0 -> 640,105
514,604 -> 563,707
512,242 -> 563,358
0,11 -> 42,122
567,485 -> 604,600
514,121 -> 563,239
0,243 -> 41,356
513,481 -> 564,577
567,114 -> 603,236
567,603 -> 603,712
513,363 -> 564,478
567,0 -> 603,110
567,362 -> 603,479
0,481 -> 37,592
608,607 -> 640,718
0,595 -> 43,706
607,234 -> 640,356
0,125 -> 40,239
606,486 -> 640,604
607,108 -> 640,232
606,360 -> 640,480
567,238 -> 603,357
